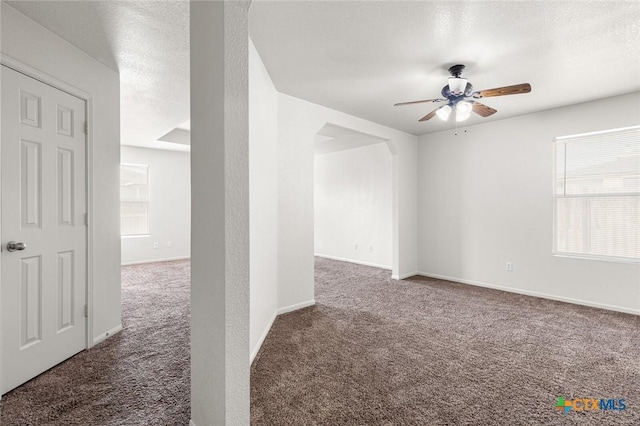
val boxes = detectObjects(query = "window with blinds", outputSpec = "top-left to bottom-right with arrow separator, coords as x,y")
554,126 -> 639,262
121,164 -> 150,236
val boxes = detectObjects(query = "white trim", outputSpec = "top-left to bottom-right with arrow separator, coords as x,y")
190,420 -> 196,426
555,124 -> 640,141
0,54 -> 97,349
250,311 -> 277,365
92,324 -> 123,346
392,271 -> 419,280
555,192 -> 640,199
416,271 -> 640,316
1,54 -> 91,100
552,252 -> 640,264
277,299 -> 316,315
250,301 -> 316,368
86,97 -> 95,349
315,253 -> 391,270
121,256 -> 190,266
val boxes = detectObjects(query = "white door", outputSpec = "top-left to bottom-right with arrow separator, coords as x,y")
1,65 -> 87,394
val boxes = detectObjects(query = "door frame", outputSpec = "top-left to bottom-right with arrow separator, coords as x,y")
0,55 -> 95,379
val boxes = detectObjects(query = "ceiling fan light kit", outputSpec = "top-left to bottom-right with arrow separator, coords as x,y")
455,101 -> 472,122
395,64 -> 531,124
436,104 -> 452,121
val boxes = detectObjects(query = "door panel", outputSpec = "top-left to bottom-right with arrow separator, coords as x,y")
1,65 -> 87,394
20,255 -> 42,348
57,148 -> 75,226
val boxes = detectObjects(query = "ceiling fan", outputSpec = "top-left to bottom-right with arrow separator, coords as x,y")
394,64 -> 531,122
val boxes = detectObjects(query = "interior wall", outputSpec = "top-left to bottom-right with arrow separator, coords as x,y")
418,92 -> 640,314
120,146 -> 190,265
1,3 -> 122,343
315,143 -> 393,268
277,93 -> 418,311
248,40 -> 279,360
190,1 -> 250,424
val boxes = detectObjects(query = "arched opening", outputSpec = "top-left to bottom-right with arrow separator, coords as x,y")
313,123 -> 399,277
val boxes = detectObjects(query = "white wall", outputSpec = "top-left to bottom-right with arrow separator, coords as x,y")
1,3 -> 121,344
120,146 -> 190,265
248,40 -> 279,361
315,143 -> 393,268
277,93 -> 418,310
190,2 -> 250,424
418,92 -> 640,314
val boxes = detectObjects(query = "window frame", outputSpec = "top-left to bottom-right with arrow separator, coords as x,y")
120,163 -> 151,237
552,125 -> 640,264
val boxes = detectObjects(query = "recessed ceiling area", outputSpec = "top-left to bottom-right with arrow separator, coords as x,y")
315,123 -> 392,156
157,119 -> 191,145
249,1 -> 640,135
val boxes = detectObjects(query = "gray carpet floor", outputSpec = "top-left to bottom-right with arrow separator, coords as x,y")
0,260 -> 191,425
2,258 -> 639,425
251,257 -> 640,425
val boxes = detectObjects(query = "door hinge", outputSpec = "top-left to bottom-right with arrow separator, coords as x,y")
83,121 -> 88,135
84,305 -> 89,318
84,212 -> 88,226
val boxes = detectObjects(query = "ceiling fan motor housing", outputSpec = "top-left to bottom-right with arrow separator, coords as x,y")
442,64 -> 473,100
448,64 -> 465,78
441,82 -> 473,103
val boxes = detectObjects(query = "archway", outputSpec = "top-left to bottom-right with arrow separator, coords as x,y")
313,123 -> 399,277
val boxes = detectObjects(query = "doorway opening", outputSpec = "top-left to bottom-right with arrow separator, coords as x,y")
313,123 -> 398,275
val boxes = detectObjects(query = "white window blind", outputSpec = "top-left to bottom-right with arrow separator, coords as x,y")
554,126 -> 640,262
120,164 -> 150,236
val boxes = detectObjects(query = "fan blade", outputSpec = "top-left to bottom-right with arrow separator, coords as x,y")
472,101 -> 497,117
418,108 -> 439,122
472,83 -> 531,98
394,98 -> 446,107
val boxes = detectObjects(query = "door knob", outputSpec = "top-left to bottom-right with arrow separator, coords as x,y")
7,241 -> 26,252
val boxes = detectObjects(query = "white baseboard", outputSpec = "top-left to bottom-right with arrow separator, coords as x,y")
416,271 -> 640,316
277,299 -> 316,315
392,271 -> 419,280
121,256 -> 190,266
249,300 -> 316,367
92,324 -> 123,346
315,253 -> 391,270
250,311 -> 277,365
190,420 -> 196,426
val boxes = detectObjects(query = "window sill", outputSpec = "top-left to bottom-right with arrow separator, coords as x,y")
553,252 -> 640,264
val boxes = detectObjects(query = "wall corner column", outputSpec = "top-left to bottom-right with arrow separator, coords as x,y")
190,1 -> 250,424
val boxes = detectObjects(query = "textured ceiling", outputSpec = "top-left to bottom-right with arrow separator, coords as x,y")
250,1 -> 640,135
7,1 -> 640,145
7,0 -> 190,151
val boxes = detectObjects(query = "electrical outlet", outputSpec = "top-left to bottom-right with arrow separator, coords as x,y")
153,242 -> 159,249
353,243 -> 358,251
167,241 -> 172,248
505,261 -> 513,272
